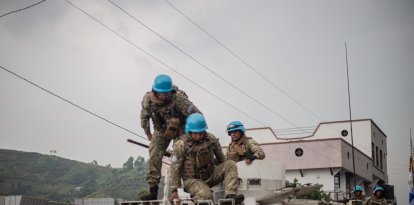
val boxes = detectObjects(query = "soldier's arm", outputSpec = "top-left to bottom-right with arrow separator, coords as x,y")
140,94 -> 151,135
175,94 -> 200,116
363,197 -> 372,205
248,139 -> 265,159
170,139 -> 186,190
211,135 -> 226,163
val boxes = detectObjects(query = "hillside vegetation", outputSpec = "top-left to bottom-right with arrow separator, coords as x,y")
0,149 -> 150,202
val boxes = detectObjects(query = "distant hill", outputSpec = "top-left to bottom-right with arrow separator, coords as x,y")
0,149 -> 150,202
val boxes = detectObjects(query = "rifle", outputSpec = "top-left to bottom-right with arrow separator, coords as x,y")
127,139 -> 172,157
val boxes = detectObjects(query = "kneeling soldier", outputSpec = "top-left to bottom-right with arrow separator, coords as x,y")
169,113 -> 244,204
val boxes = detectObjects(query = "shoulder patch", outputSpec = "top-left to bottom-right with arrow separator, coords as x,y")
187,104 -> 195,114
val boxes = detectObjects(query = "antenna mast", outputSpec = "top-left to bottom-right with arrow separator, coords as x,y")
345,42 -> 357,196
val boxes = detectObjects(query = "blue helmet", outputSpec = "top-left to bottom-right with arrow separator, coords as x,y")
185,113 -> 208,133
353,186 -> 363,192
152,74 -> 173,93
373,186 -> 383,194
226,121 -> 246,135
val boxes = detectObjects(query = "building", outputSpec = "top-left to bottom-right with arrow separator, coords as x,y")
244,119 -> 388,200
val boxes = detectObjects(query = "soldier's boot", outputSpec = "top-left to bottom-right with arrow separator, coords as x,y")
223,194 -> 244,205
140,186 -> 158,201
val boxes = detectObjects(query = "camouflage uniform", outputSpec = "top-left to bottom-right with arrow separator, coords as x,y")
349,195 -> 366,205
364,197 -> 387,205
226,134 -> 265,162
140,87 -> 200,187
355,195 -> 366,203
170,132 -> 239,201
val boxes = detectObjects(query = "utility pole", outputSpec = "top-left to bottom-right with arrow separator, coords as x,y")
345,42 -> 357,198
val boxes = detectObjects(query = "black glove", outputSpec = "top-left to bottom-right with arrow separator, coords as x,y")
245,155 -> 257,160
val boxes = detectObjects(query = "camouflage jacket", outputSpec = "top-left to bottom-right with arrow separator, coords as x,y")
364,197 -> 387,205
349,195 -> 366,204
355,195 -> 366,203
226,134 -> 265,162
170,132 -> 226,190
140,87 -> 199,135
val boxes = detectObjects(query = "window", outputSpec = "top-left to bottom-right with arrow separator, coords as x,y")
380,150 -> 383,169
334,173 -> 340,188
376,146 -> 379,167
295,148 -> 303,157
372,143 -> 375,161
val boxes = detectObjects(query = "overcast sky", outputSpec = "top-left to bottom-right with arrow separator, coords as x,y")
0,0 -> 413,203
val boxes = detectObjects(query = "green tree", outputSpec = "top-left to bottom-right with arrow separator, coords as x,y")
134,156 -> 145,169
297,185 -> 331,201
123,157 -> 134,171
286,178 -> 301,188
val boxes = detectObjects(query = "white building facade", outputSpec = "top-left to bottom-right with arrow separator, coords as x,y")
244,119 -> 388,200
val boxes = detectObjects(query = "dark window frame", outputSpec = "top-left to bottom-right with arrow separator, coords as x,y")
334,173 -> 340,189
372,143 -> 375,162
380,149 -> 383,169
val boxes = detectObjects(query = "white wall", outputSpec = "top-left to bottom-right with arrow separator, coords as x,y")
246,120 -> 375,158
246,128 -> 280,143
260,140 -> 342,170
341,140 -> 372,181
2,196 -> 21,205
245,119 -> 388,188
370,123 -> 388,182
311,120 -> 372,158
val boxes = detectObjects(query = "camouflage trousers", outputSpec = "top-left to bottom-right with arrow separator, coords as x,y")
183,160 -> 238,201
146,130 -> 172,187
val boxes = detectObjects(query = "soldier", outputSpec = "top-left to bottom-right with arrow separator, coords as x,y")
365,186 -> 387,205
140,74 -> 200,200
169,113 -> 244,204
225,121 -> 265,165
352,186 -> 366,203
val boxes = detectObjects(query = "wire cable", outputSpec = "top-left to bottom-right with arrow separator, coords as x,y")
0,68 -> 362,181
163,0 -> 326,124
0,0 -> 47,18
0,65 -> 148,142
163,0 -> 364,144
62,1 -> 347,172
106,0 -> 302,130
59,1 -> 398,174
63,0 -> 267,127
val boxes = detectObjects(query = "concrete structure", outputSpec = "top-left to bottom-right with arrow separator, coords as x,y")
74,198 -> 118,205
1,196 -> 74,205
0,196 -> 21,205
242,119 -> 388,200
